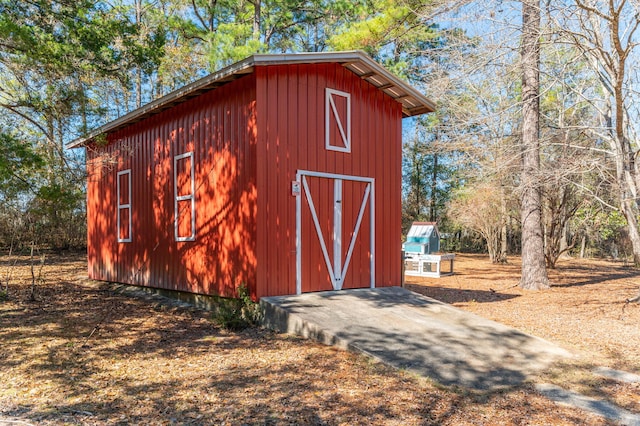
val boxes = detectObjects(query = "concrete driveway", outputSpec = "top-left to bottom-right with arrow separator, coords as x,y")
261,286 -> 571,391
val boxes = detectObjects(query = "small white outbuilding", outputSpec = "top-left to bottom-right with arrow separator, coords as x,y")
403,222 -> 454,278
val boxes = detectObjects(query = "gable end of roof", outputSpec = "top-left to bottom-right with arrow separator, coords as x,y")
68,51 -> 434,149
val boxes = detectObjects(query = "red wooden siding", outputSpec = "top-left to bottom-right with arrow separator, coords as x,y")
254,63 -> 403,298
86,61 -> 405,300
86,74 -> 258,298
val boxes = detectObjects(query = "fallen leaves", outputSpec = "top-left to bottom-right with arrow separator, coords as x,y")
0,252 -> 631,425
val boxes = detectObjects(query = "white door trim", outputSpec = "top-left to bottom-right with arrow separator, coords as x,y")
295,170 -> 375,294
333,179 -> 343,288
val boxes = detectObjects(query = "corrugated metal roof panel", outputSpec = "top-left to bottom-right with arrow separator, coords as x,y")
68,51 -> 434,149
407,224 -> 435,240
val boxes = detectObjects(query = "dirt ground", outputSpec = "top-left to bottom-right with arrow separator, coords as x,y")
405,254 -> 640,418
406,254 -> 640,372
0,252 -> 638,425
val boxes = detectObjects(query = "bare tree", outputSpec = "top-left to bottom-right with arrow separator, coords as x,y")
0,238 -> 16,299
547,0 -> 640,302
449,184 -> 514,262
422,2 -> 602,271
552,0 -> 640,265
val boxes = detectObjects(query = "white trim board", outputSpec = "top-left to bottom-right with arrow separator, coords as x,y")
325,88 -> 351,153
174,151 -> 196,242
117,169 -> 132,243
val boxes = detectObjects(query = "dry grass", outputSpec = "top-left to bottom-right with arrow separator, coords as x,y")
406,254 -> 640,418
1,252 -> 637,425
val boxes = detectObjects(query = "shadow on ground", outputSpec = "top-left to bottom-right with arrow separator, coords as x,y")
0,273 -> 508,425
262,287 -> 570,391
405,283 -> 519,304
0,253 -> 619,425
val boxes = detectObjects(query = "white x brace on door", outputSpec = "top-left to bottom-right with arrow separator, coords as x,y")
296,170 -> 375,294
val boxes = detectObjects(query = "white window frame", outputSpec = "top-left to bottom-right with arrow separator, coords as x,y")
174,152 -> 196,242
325,88 -> 351,153
117,169 -> 132,243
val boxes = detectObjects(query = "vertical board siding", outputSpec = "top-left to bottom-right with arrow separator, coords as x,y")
86,75 -> 258,297
87,62 -> 405,299
255,63 -> 403,298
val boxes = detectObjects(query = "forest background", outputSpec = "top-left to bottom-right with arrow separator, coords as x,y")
1,0 -> 639,273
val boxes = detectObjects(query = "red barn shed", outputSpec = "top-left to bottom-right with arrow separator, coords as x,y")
70,51 -> 434,300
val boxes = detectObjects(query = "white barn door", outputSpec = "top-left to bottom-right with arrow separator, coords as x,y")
296,170 -> 375,294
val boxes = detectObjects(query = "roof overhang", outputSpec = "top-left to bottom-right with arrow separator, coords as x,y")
67,51 -> 435,149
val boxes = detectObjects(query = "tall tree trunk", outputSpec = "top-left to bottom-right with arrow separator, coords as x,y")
620,195 -> 640,265
559,220 -> 569,256
610,27 -> 640,265
135,0 -> 143,109
520,0 -> 550,289
430,153 -> 438,222
253,0 -> 261,41
413,146 -> 423,218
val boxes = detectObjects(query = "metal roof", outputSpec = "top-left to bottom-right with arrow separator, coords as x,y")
407,222 -> 438,239
67,51 -> 435,149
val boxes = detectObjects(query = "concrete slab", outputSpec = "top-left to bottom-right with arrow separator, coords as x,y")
536,384 -> 640,425
594,367 -> 640,384
261,287 -> 571,391
0,417 -> 35,426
